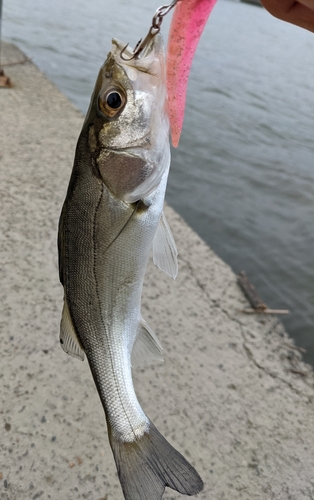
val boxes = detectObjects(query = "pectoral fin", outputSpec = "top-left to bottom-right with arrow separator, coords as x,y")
153,212 -> 178,279
131,319 -> 163,368
60,297 -> 85,361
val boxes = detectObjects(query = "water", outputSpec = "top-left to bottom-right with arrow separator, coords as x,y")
2,0 -> 314,363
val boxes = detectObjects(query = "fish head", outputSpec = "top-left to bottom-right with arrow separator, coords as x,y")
84,34 -> 170,203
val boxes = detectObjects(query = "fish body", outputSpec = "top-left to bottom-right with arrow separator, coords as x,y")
58,35 -> 203,499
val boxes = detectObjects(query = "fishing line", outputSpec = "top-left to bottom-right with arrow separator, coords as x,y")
120,0 -> 181,61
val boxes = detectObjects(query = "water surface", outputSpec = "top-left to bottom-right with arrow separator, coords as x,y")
3,0 -> 314,363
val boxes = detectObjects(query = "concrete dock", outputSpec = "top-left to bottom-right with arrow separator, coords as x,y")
1,42 -> 314,500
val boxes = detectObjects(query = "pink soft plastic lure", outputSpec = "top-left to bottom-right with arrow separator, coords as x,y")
166,0 -> 218,147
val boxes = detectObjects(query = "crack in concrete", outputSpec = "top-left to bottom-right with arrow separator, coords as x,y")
180,255 -> 312,398
223,306 -> 311,397
222,287 -> 313,393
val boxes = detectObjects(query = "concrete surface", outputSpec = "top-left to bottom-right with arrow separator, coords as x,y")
1,42 -> 314,500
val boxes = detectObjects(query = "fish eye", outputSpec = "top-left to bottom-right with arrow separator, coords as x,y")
107,92 -> 122,109
98,87 -> 126,118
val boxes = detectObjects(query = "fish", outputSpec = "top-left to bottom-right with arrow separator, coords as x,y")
58,34 -> 203,500
167,0 -> 218,147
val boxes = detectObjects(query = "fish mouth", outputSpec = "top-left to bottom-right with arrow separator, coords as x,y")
111,34 -> 164,75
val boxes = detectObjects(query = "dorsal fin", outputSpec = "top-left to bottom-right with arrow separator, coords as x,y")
153,212 -> 178,279
60,297 -> 85,361
131,319 -> 163,368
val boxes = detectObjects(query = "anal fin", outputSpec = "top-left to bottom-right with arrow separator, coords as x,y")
131,319 -> 163,368
60,297 -> 85,361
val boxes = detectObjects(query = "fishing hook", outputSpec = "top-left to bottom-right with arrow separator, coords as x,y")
120,0 -> 181,61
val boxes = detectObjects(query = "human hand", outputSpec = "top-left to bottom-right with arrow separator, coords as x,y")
260,0 -> 314,32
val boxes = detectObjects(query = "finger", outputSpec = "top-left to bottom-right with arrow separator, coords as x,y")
261,0 -> 314,32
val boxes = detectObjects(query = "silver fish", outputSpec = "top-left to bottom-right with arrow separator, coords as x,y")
58,34 -> 203,500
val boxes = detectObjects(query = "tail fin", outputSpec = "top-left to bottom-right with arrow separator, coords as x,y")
109,420 -> 203,499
